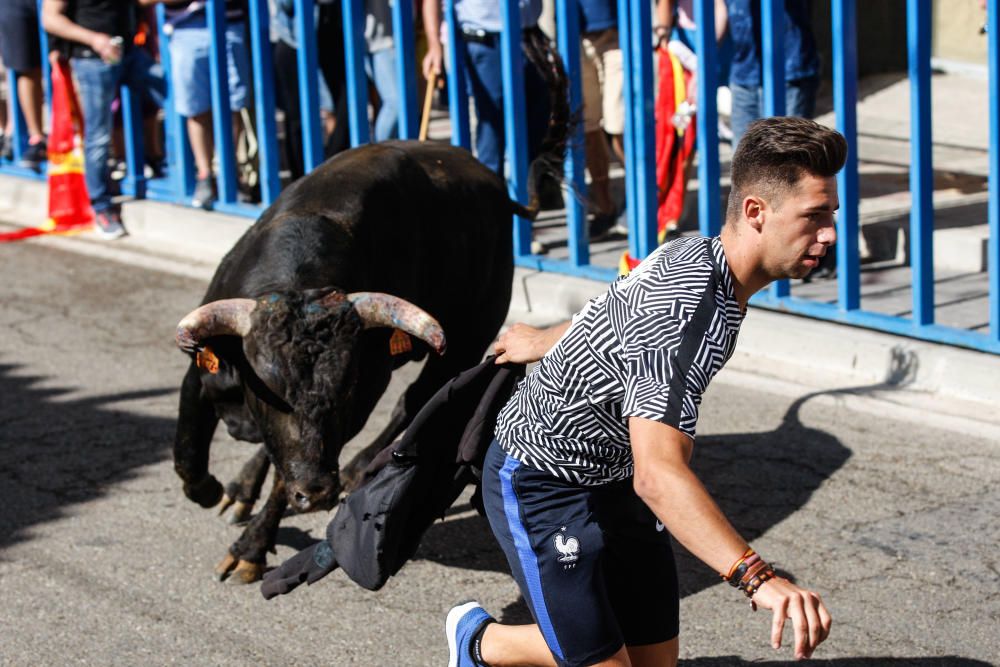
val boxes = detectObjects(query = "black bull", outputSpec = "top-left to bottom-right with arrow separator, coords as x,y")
173,141 -> 532,582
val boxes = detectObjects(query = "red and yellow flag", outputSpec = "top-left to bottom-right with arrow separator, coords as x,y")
0,58 -> 94,243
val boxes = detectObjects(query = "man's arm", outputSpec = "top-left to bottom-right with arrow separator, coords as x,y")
629,416 -> 832,660
421,0 -> 443,80
42,0 -> 120,62
493,321 -> 571,364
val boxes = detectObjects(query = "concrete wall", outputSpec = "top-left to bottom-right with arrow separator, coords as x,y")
932,0 -> 989,65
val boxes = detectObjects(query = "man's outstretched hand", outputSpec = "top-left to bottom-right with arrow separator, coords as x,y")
494,321 -> 570,365
751,576 -> 832,660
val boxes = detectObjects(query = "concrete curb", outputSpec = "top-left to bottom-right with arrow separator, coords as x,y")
3,174 -> 998,436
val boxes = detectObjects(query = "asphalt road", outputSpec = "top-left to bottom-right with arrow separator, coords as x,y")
0,238 -> 997,666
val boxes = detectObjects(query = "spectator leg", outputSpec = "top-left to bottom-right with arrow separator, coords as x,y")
786,75 -> 819,120
728,83 -> 761,152
273,41 -> 304,181
585,131 -> 614,216
317,3 -> 350,158
72,57 -> 120,213
367,47 -> 399,142
187,113 -> 214,180
462,39 -> 504,175
16,69 -> 44,141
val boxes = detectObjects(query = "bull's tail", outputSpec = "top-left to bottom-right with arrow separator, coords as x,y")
514,26 -> 574,221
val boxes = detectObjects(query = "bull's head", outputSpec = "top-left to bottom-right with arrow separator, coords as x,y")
175,290 -> 446,512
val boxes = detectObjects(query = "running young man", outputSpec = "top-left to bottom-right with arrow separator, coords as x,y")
446,116 -> 845,667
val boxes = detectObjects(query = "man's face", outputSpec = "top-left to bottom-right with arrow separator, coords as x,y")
759,174 -> 839,280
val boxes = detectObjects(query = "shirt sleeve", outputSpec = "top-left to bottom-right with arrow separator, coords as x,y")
618,308 -> 712,438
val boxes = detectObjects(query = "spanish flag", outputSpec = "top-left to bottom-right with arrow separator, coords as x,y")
0,58 -> 94,242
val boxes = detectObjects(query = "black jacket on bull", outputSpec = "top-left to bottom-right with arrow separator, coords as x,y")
261,358 -> 524,597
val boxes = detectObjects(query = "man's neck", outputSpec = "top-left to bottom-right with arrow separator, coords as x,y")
719,224 -> 771,311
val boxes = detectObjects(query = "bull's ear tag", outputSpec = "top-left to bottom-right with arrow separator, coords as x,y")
196,346 -> 220,374
389,329 -> 412,356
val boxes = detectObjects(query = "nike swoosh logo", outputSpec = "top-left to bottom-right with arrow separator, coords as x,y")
655,521 -> 665,532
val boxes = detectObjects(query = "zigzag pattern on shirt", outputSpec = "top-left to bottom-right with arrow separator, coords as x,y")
495,236 -> 745,486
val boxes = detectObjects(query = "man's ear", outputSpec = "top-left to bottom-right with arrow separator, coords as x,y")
743,195 -> 766,232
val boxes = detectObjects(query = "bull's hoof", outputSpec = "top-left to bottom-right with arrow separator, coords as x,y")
184,475 -> 224,508
214,553 -> 264,584
216,494 -> 254,525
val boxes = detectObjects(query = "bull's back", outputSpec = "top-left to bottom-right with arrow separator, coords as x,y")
204,142 -> 513,322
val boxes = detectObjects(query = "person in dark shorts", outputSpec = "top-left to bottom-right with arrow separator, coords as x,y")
445,116 -> 845,667
0,0 -> 47,169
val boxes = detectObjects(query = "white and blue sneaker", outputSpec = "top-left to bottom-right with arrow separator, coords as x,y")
446,601 -> 494,667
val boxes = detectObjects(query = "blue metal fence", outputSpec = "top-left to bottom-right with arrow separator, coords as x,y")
1,0 -> 998,354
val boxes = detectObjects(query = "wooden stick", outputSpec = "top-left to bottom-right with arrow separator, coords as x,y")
419,71 -> 438,141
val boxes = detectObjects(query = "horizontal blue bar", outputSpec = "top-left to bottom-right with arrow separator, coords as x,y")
0,166 -> 47,181
515,255 -> 618,284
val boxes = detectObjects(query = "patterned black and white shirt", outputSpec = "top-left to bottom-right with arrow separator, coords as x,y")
495,236 -> 745,485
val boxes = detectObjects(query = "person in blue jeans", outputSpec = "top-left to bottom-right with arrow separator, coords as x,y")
365,0 -> 399,142
422,0 -> 550,177
42,0 -> 167,239
726,0 -> 819,150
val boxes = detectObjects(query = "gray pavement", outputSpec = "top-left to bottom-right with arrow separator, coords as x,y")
1,213 -> 999,666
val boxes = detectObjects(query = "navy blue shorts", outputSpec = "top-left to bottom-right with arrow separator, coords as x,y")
0,3 -> 41,72
482,440 -> 679,667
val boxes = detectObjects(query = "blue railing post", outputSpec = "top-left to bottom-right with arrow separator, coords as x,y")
392,0 -> 419,139
555,0 -> 588,267
157,5 -> 196,201
832,0 -> 860,312
500,0 -> 531,256
989,0 -> 1000,342
761,0 -> 785,117
248,0 -> 281,204
616,0 -> 637,252
36,0 -> 51,104
119,84 -> 147,198
293,0 -> 324,172
693,0 -> 721,238
763,0 -> 789,299
629,0 -> 658,259
6,70 -> 27,164
907,0 -> 934,326
342,0 -> 370,146
443,0 -> 471,148
207,0 -> 237,205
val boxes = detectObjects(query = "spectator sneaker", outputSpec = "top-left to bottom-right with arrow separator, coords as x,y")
94,209 -> 128,240
446,601 -> 494,667
192,176 -> 216,210
19,139 -> 48,171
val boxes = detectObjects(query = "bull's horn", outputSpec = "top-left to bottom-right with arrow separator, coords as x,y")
175,298 -> 257,351
342,292 -> 446,355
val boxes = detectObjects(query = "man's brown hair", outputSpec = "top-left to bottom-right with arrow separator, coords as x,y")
726,117 -> 848,224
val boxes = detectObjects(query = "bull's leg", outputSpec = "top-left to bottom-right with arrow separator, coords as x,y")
215,474 -> 287,584
217,445 -> 270,525
174,363 -> 224,507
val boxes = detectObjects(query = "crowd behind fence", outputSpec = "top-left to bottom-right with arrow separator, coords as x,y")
0,0 -> 998,355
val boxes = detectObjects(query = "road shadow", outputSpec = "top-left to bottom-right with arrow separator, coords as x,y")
0,361 -> 176,552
